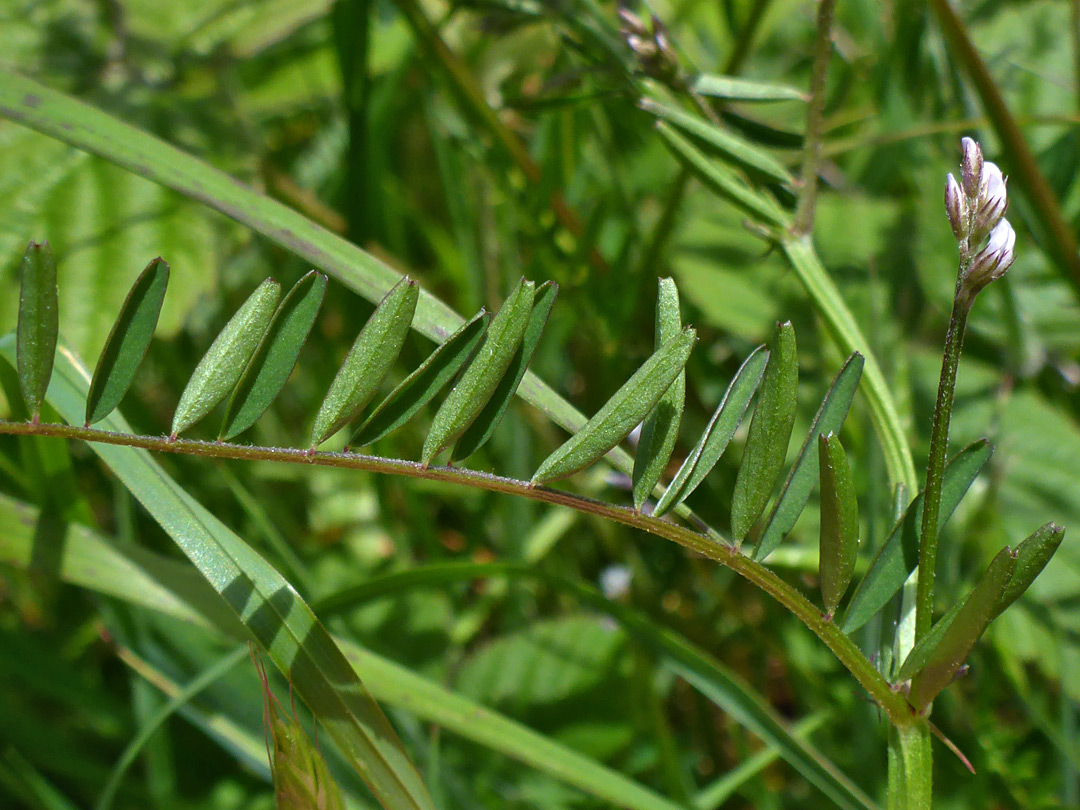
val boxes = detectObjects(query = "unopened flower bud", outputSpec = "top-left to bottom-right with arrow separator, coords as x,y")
945,173 -> 966,239
972,162 -> 1007,241
618,8 -> 650,37
961,137 -> 983,200
965,219 -> 1015,295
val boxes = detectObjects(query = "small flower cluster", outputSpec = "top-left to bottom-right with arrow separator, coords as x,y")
618,8 -> 678,83
945,138 -> 1016,297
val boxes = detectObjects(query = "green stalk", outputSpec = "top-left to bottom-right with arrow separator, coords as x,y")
887,723 -> 932,810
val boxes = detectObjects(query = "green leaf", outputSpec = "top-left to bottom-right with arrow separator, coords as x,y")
310,277 -> 418,447
532,327 -> 697,485
908,547 -> 1016,710
351,310 -> 490,447
641,98 -> 794,185
653,345 -> 768,517
755,353 -> 864,561
731,321 -> 798,542
451,281 -> 558,462
689,74 -> 808,103
992,522 -> 1065,620
632,278 -> 685,509
15,240 -> 58,420
818,434 -> 859,616
421,278 -> 535,465
171,278 -> 282,437
221,271 -> 326,440
0,335 -> 436,810
85,257 -> 169,425
655,122 -> 789,228
841,440 -> 994,634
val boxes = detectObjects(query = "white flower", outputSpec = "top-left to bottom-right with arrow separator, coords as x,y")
966,219 -> 1016,294
945,173 -> 966,239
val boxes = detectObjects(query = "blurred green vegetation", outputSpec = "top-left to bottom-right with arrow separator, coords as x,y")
1,1 -> 1079,808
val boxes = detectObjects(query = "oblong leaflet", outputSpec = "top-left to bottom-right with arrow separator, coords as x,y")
818,433 -> 859,616
16,240 -> 58,420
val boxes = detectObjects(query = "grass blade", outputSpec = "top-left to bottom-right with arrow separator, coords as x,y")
532,327 -> 697,485
85,258 -> 169,425
221,271 -> 326,440
632,278 -> 685,510
311,277 -> 418,447
653,345 -> 768,517
841,440 -> 993,634
351,310 -> 489,447
689,74 -> 808,103
908,547 -> 1015,710
16,240 -> 58,422
818,434 -> 859,617
731,321 -> 798,542
755,353 -> 864,561
451,281 -> 557,461
171,278 -> 282,437
641,98 -> 794,184
0,334 -> 436,810
421,278 -> 535,465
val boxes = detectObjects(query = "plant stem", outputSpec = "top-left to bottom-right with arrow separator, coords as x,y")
887,722 -> 932,810
915,279 -> 972,644
792,0 -> 837,235
0,417 -> 915,728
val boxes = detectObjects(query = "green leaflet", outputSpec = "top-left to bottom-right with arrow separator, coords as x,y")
452,281 -> 558,462
653,345 -> 768,518
731,322 -> 798,542
841,440 -> 993,634
15,240 -> 58,420
640,98 -> 794,185
351,310 -> 490,447
992,522 -> 1064,620
532,327 -> 697,486
907,547 -> 1016,710
421,279 -> 535,465
689,74 -> 808,103
310,277 -> 419,447
655,122 -> 789,229
632,278 -> 685,510
754,353 -> 864,561
818,434 -> 859,616
171,278 -> 281,437
85,257 -> 170,425
221,271 -> 326,440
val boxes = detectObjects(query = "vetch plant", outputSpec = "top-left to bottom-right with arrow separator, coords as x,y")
0,140 -> 1061,810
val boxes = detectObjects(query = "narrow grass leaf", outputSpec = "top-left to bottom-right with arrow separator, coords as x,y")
171,278 -> 281,436
841,440 -> 993,634
632,278 -> 684,509
85,257 -> 169,425
421,278 -> 535,465
15,240 -> 58,421
653,345 -> 768,517
221,271 -> 326,440
533,327 -> 697,485
992,522 -> 1065,619
818,434 -> 859,616
452,281 -> 558,461
351,310 -> 489,447
731,322 -> 798,542
690,74 -> 808,103
310,278 -> 418,447
655,122 -> 788,228
0,336 -> 436,810
641,98 -> 794,184
908,547 -> 1016,710
755,353 -> 864,561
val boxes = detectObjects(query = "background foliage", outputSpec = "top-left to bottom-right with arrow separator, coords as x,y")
1,1 -> 1079,808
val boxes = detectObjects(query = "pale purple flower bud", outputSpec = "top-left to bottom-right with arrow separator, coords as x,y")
961,137 -> 983,199
945,173 -> 966,240
618,8 -> 650,37
972,162 -> 1007,241
965,219 -> 1016,295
